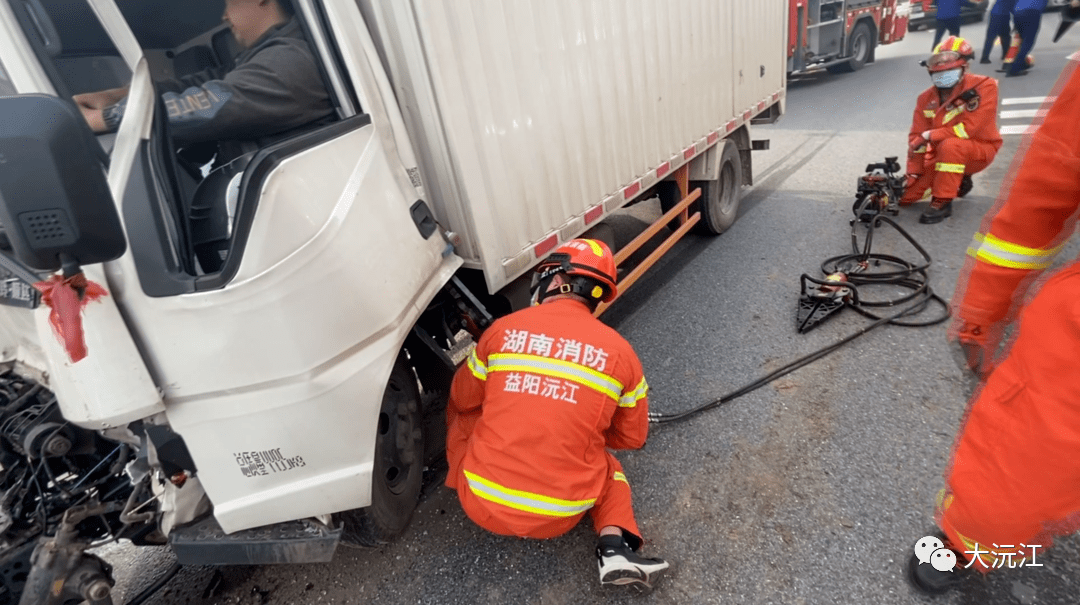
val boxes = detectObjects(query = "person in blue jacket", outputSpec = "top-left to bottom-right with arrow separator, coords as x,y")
981,0 -> 1017,63
1003,0 -> 1049,76
933,0 -> 982,50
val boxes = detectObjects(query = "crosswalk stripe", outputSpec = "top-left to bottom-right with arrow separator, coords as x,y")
1000,125 -> 1039,135
1001,96 -> 1055,106
999,109 -> 1047,119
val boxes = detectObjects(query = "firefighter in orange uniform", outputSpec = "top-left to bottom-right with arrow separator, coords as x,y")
907,61 -> 1080,594
445,239 -> 669,590
901,36 -> 1003,224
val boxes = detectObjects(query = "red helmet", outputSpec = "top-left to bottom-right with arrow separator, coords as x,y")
534,239 -> 618,304
926,36 -> 974,72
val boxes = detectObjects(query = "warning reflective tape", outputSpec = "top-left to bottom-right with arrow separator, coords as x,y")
953,123 -> 969,139
968,232 -> 1063,270
467,349 -> 488,380
464,470 -> 595,517
487,353 -> 624,401
618,377 -> 648,408
914,145 -> 927,154
936,162 -> 966,174
614,471 -> 628,485
943,107 -> 963,124
923,110 -> 936,118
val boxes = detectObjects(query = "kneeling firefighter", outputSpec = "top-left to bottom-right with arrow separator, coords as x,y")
902,36 -> 1003,224
445,239 -> 669,590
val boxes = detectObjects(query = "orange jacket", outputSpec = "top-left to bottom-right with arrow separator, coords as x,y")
907,73 -> 1003,174
446,298 -> 649,527
952,61 -> 1080,337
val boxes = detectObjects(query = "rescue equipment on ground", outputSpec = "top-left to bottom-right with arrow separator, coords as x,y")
649,160 -> 949,424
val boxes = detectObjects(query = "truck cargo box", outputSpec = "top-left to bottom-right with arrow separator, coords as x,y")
360,0 -> 787,294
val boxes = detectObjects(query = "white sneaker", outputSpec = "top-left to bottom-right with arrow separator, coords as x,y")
596,535 -> 670,590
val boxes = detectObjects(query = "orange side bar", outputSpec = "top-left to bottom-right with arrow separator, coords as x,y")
596,165 -> 701,317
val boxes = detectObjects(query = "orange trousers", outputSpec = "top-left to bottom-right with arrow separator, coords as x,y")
902,138 -> 998,202
937,262 -> 1080,571
448,415 -> 643,548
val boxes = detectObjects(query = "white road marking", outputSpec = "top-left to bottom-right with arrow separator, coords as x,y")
999,109 -> 1048,119
999,125 -> 1039,135
1001,97 -> 1055,106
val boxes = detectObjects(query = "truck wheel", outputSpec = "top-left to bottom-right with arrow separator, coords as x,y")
339,354 -> 424,547
658,139 -> 743,236
827,21 -> 872,73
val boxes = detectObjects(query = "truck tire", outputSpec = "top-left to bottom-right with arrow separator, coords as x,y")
827,21 -> 872,73
658,138 -> 743,236
339,353 -> 424,547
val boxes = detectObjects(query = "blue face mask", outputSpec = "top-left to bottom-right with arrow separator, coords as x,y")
932,68 -> 963,89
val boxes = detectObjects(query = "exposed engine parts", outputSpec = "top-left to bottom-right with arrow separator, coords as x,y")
0,369 -> 137,605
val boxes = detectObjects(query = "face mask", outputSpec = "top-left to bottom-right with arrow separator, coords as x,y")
932,68 -> 963,89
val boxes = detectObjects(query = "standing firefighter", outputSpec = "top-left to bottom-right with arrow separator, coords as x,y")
907,61 -> 1080,594
445,239 -> 670,590
901,37 -> 1003,224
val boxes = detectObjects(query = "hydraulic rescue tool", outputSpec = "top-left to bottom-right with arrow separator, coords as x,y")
650,160 -> 950,424
851,157 -> 905,223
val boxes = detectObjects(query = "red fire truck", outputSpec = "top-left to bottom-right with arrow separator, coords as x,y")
789,0 -> 912,75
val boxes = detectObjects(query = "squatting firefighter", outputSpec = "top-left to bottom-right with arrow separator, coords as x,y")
445,239 -> 669,590
907,61 -> 1080,595
901,37 -> 1003,224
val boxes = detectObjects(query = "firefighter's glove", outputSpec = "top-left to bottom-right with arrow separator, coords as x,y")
902,173 -> 921,197
948,321 -> 994,380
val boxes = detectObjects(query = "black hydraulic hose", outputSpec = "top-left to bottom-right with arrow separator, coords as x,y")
649,213 -> 950,425
124,562 -> 182,605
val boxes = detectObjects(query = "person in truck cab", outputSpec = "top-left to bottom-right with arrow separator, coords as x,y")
445,239 -> 670,591
73,0 -> 334,168
901,36 -> 1002,224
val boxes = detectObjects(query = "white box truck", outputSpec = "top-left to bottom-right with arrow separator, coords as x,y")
0,0 -> 785,601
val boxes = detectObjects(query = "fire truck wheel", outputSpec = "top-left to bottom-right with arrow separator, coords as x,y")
658,138 -> 743,235
828,21 -> 873,73
339,354 -> 424,547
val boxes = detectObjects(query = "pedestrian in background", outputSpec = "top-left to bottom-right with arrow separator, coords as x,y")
933,0 -> 981,50
1003,0 -> 1048,76
981,0 -> 1017,63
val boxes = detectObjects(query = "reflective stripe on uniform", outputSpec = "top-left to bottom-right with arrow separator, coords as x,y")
953,123 -> 969,139
614,471 -> 628,485
936,162 -> 966,174
923,110 -> 936,118
943,107 -> 963,124
914,145 -> 927,154
967,232 -> 1063,270
618,377 -> 648,408
464,470 -> 595,517
467,349 -> 487,380
487,352 -> 624,400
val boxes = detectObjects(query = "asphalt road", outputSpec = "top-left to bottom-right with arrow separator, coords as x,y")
104,20 -> 1080,605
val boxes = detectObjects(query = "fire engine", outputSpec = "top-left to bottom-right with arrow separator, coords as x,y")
789,0 -> 913,75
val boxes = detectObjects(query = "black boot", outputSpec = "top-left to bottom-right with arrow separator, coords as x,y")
907,543 -> 972,595
919,197 -> 953,224
958,175 -> 973,198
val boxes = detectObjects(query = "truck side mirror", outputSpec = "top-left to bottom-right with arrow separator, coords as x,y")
0,95 -> 126,272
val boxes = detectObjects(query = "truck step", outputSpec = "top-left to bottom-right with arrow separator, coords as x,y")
169,516 -> 342,566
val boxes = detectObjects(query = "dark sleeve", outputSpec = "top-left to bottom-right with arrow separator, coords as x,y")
103,41 -> 334,144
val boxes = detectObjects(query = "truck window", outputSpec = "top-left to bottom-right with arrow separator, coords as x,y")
10,0 -> 355,280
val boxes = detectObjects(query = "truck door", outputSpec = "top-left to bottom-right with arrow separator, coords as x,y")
2,0 -> 460,532
0,0 -> 164,428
